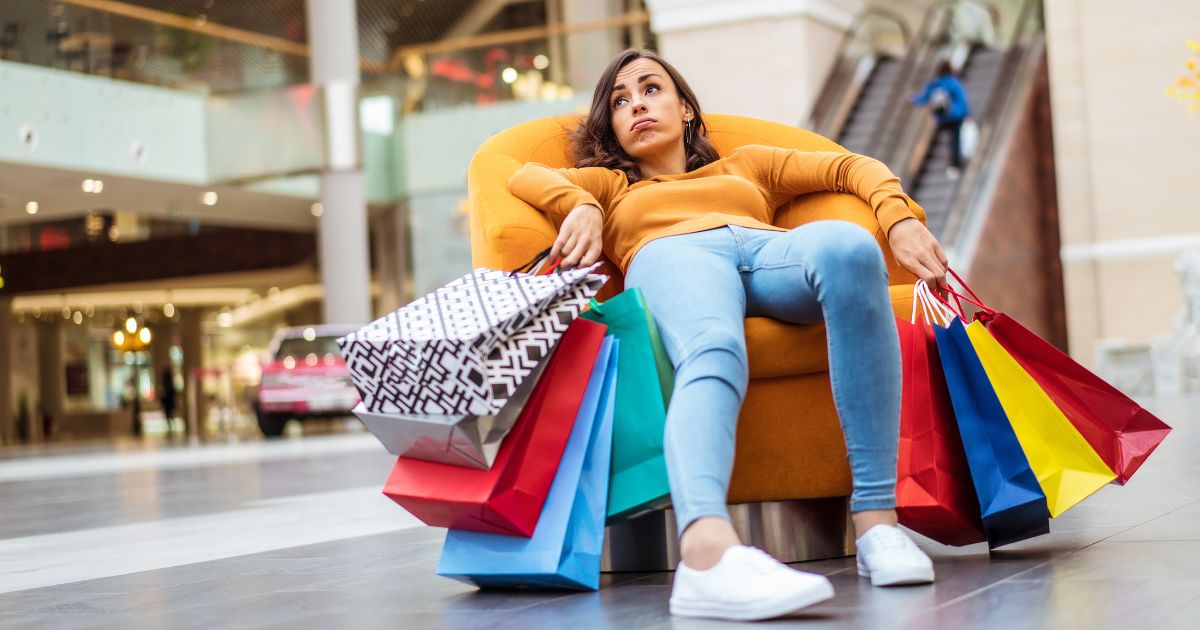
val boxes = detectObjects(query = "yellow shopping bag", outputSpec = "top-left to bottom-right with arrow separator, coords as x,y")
965,321 -> 1116,517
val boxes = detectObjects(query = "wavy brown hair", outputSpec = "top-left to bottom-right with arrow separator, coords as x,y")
571,49 -> 719,184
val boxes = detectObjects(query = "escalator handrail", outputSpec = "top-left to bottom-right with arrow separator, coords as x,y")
807,7 -> 911,137
943,1 -> 1046,267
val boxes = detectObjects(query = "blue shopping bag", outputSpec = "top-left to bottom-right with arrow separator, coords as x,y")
934,318 -> 1050,548
436,337 -> 619,590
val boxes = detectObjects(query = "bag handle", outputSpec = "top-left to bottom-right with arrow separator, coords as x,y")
509,247 -> 550,276
508,247 -> 566,277
913,280 -> 958,326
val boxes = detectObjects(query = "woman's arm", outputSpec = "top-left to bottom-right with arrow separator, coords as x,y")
507,163 -> 623,268
507,163 -> 623,223
749,146 -> 948,285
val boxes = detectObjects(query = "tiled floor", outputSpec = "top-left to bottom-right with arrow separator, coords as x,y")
1,396 -> 1197,629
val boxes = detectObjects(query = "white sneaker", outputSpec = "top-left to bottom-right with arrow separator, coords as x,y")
855,524 -> 935,586
669,545 -> 834,621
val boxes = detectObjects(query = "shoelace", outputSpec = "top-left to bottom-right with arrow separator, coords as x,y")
867,527 -> 917,552
741,547 -> 790,576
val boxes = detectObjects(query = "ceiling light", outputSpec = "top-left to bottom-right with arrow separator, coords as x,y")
310,202 -> 324,217
25,201 -> 38,215
82,179 -> 95,193
201,191 -> 218,206
113,331 -> 125,347
125,317 -> 138,334
138,327 -> 152,344
533,54 -> 549,70
501,67 -> 518,84
163,302 -> 175,318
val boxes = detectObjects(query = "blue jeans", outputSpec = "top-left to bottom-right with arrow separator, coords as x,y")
624,222 -> 901,537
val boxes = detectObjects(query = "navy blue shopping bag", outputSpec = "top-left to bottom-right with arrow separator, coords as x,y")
436,337 -> 618,590
934,318 -> 1050,548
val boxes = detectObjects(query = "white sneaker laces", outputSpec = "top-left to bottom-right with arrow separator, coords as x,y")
869,527 -> 916,551
742,547 -> 788,576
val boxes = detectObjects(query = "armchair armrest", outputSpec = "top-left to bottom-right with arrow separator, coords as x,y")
467,151 -> 557,271
466,150 -> 624,298
772,192 -> 926,287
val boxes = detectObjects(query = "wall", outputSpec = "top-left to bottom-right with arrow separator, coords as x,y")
1043,0 -> 1200,362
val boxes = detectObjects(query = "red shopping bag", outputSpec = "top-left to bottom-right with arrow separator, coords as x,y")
382,318 -> 608,536
984,315 -> 1170,484
940,270 -> 1171,485
896,285 -> 986,546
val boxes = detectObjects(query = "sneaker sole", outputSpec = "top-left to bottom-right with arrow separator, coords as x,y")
669,579 -> 835,621
857,565 -> 935,586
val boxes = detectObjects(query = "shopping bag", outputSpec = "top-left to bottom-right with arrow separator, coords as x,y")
960,118 -> 979,160
437,337 -> 619,590
338,264 -> 606,415
350,270 -> 600,468
932,297 -> 1049,548
895,283 -> 986,546
964,322 -> 1116,517
381,318 -> 607,536
581,288 -> 673,521
985,313 -> 1170,485
351,356 -> 549,470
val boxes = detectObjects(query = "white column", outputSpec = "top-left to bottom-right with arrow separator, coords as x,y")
562,0 -> 626,92
36,319 -> 65,442
179,308 -> 205,439
0,298 -> 12,444
307,0 -> 372,325
644,0 -> 862,125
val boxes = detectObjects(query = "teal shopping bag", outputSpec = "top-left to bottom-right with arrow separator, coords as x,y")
581,288 -> 673,521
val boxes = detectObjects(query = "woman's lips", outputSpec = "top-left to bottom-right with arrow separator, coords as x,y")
631,118 -> 656,131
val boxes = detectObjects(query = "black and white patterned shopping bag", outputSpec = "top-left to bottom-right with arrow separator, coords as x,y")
338,264 -> 606,415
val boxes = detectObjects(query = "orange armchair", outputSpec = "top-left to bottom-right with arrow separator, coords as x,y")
468,113 -> 922,545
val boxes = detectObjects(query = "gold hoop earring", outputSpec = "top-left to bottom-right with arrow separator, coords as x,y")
684,120 -> 691,146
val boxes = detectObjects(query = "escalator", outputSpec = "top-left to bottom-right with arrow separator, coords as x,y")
808,0 -> 1065,347
908,47 -> 1006,235
836,57 -> 904,154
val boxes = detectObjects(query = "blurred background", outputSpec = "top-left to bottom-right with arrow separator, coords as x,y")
0,0 -> 1196,447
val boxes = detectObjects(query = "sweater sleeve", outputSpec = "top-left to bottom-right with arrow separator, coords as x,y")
745,146 -> 918,236
507,162 -> 624,223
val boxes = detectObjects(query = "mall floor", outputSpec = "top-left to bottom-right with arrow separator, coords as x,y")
0,397 -> 1197,630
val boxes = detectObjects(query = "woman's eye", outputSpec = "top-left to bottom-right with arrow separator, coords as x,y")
613,96 -> 627,108
646,84 -> 660,94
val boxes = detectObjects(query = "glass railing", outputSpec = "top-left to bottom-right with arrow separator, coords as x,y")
0,0 -> 652,105
0,211 -> 222,256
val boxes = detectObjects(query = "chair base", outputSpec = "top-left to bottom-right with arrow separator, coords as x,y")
601,497 -> 856,572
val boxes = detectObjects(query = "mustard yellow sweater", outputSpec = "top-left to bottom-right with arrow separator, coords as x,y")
508,145 -> 920,273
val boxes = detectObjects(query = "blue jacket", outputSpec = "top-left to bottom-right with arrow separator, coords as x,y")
912,75 -> 971,124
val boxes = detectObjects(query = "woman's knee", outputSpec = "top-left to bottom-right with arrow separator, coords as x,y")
675,329 -> 749,399
805,221 -> 886,277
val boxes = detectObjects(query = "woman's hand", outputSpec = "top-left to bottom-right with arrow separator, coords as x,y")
887,217 -> 949,287
550,204 -> 604,269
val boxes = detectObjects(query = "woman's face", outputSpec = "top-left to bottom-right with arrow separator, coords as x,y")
608,58 -> 693,163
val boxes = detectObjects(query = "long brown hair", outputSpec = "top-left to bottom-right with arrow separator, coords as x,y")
571,49 -> 719,183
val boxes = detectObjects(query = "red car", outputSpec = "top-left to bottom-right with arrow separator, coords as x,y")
255,325 -> 360,437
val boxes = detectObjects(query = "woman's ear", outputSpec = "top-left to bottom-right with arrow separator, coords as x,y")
683,102 -> 694,122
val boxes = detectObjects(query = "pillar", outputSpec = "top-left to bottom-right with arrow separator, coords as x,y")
562,0 -> 625,92
307,0 -> 372,326
643,0 -> 861,125
179,307 -> 205,438
0,298 -> 12,444
36,318 -> 65,442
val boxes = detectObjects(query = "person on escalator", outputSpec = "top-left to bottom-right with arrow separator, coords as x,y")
911,61 -> 971,180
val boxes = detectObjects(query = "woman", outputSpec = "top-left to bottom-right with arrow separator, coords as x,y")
509,49 -> 947,621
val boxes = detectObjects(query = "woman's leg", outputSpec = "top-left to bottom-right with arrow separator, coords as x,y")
624,228 -> 748,567
733,222 -> 901,530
